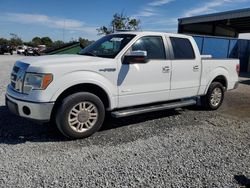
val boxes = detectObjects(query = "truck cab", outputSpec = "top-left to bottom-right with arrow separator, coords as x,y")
6,32 -> 239,139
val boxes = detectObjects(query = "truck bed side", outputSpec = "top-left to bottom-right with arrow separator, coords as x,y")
198,58 -> 239,95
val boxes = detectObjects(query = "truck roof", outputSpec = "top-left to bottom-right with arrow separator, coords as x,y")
113,31 -> 193,39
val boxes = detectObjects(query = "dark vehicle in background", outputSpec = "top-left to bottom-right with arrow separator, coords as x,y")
0,45 -> 13,55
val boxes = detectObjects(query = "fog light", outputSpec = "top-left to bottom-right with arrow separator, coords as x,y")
23,106 -> 31,115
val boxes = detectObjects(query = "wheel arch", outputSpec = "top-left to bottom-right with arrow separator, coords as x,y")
50,83 -> 112,121
211,75 -> 228,89
205,74 -> 228,94
203,65 -> 230,94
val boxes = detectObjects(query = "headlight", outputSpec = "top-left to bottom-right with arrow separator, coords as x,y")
23,73 -> 53,94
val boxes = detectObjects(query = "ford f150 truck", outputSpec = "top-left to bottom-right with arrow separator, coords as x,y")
6,32 -> 239,139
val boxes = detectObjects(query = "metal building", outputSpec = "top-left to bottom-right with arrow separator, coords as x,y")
178,8 -> 250,72
178,8 -> 250,37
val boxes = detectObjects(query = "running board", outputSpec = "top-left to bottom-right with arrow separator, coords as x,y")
111,99 -> 197,118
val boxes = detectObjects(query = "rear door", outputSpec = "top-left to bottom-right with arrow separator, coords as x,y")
118,35 -> 172,108
168,37 -> 201,100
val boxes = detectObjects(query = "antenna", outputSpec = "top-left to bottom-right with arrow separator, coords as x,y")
63,20 -> 65,42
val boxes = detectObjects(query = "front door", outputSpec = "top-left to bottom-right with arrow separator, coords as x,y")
118,35 -> 171,108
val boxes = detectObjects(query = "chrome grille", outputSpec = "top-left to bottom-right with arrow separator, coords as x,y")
10,62 -> 29,92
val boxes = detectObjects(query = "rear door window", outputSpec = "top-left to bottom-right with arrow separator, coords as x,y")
170,37 -> 195,59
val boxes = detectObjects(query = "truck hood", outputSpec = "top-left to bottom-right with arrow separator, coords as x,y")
20,54 -> 109,67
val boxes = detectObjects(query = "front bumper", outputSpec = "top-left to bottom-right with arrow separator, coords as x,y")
5,94 -> 54,122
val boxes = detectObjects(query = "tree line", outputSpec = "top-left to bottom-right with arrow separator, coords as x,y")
0,34 -> 94,49
0,13 -> 140,48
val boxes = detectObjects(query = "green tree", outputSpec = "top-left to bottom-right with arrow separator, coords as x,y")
32,37 -> 42,46
23,41 -> 34,47
78,37 -> 93,48
97,13 -> 140,35
9,33 -> 23,46
128,19 -> 140,30
52,40 -> 64,48
0,38 -> 9,45
41,37 -> 53,47
97,26 -> 112,35
111,13 -> 127,31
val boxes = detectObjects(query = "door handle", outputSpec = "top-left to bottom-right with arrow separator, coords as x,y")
193,65 -> 199,71
162,66 -> 170,73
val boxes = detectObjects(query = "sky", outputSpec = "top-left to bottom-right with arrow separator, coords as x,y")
0,0 -> 250,42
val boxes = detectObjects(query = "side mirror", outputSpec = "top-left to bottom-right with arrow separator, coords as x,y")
123,50 -> 148,64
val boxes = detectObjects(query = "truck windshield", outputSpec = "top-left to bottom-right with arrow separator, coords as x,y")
79,34 -> 135,58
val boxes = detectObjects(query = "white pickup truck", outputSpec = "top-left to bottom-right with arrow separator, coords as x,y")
6,32 -> 239,139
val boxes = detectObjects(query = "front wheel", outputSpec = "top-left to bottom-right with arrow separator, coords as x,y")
201,82 -> 225,110
56,92 -> 105,139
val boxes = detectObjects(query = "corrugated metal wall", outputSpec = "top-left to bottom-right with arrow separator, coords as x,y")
193,35 -> 250,72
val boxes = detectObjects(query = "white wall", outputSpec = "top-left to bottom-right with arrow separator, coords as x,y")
239,33 -> 250,40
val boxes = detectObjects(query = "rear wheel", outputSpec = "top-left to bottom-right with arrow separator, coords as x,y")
201,82 -> 224,110
56,92 -> 105,139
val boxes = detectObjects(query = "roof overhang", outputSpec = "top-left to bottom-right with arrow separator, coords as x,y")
178,8 -> 250,37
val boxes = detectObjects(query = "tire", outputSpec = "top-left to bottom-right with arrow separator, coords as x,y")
55,92 -> 105,139
201,82 -> 224,110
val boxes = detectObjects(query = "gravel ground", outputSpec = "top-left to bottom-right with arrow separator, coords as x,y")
0,54 -> 249,188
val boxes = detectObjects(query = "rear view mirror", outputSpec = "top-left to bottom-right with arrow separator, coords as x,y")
123,50 -> 148,64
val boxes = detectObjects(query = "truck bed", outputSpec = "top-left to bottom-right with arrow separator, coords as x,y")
198,58 -> 239,95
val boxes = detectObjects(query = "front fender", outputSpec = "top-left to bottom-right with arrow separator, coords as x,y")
50,71 -> 117,109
